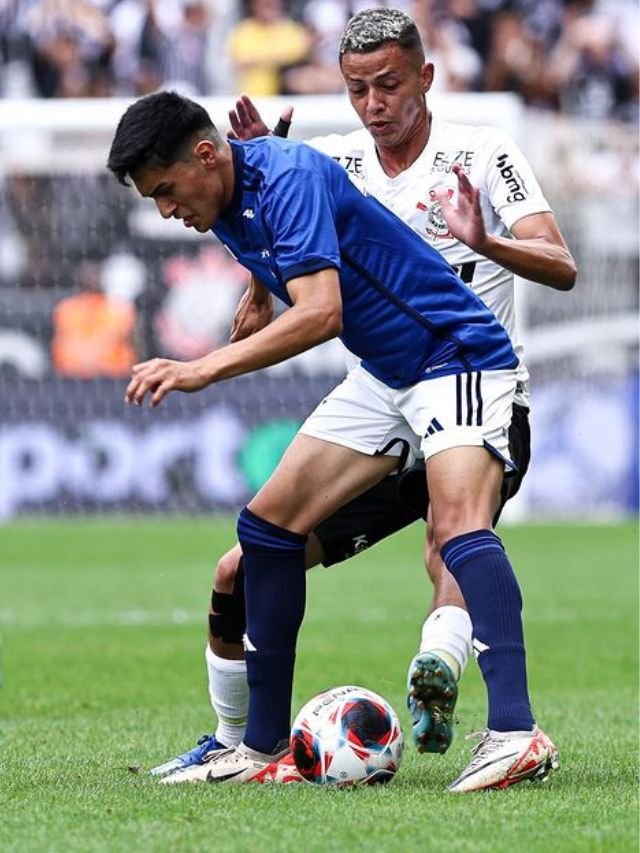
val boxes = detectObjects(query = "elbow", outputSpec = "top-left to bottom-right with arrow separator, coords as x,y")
560,257 -> 578,291
322,309 -> 343,340
314,307 -> 342,342
550,252 -> 578,291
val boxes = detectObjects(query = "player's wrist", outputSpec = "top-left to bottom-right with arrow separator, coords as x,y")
194,352 -> 221,386
272,117 -> 291,139
249,278 -> 273,305
472,231 -> 494,257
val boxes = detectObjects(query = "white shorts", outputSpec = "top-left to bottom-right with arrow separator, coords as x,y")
299,365 -> 517,471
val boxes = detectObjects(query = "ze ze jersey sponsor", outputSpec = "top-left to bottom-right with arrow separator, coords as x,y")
307,116 -> 551,406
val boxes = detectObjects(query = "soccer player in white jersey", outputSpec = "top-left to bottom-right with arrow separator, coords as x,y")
145,8 -> 576,792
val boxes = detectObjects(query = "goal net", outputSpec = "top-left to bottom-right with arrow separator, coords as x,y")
0,95 -> 637,520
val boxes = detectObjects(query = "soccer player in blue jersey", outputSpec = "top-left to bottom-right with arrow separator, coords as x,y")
108,89 -> 559,792
147,7 -> 574,789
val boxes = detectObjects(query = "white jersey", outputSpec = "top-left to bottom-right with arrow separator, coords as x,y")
307,115 -> 552,407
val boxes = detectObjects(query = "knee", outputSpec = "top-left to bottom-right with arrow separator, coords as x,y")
430,508 -> 493,552
209,554 -> 246,645
214,548 -> 241,595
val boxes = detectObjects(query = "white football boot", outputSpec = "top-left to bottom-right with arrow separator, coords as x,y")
160,741 -> 304,785
448,726 -> 559,793
149,733 -> 227,778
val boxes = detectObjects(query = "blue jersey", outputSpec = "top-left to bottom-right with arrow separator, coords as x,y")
213,138 -> 517,389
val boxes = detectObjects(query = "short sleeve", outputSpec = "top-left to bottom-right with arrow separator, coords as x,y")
262,168 -> 341,283
481,129 -> 551,231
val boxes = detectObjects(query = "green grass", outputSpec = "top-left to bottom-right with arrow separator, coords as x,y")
1,519 -> 638,852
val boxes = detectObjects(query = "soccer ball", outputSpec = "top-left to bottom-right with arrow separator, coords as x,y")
290,685 -> 404,786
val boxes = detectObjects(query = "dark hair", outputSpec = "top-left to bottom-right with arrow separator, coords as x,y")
107,91 -> 220,185
339,8 -> 424,63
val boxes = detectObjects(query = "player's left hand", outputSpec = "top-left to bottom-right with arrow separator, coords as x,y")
434,163 -> 488,253
227,94 -> 293,141
125,357 -> 209,408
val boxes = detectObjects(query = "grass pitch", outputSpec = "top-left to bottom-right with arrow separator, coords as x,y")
1,518 -> 638,852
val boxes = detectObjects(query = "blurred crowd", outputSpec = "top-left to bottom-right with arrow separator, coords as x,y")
1,0 -> 638,122
0,0 -> 637,382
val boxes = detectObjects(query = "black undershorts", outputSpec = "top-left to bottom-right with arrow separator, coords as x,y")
315,403 -> 530,567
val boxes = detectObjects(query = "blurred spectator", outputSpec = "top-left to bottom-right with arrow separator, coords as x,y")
482,7 -> 555,107
204,0 -> 242,94
136,0 -> 213,96
51,258 -> 138,377
279,0 -> 345,94
446,0 -> 495,64
226,0 -> 311,96
282,0 -> 415,95
24,0 -> 115,97
412,0 -> 483,93
1,0 -> 36,96
594,0 -> 640,70
107,0 -> 149,95
282,0 -> 410,94
492,0 -> 565,54
547,11 -> 638,122
1,0 -> 636,122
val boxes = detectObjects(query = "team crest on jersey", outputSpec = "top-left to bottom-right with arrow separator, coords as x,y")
416,189 -> 453,238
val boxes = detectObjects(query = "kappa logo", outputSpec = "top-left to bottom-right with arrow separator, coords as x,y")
242,208 -> 255,219
242,633 -> 258,652
472,638 -> 490,659
260,249 -> 270,258
353,534 -> 369,553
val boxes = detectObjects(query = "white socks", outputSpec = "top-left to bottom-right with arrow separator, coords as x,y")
203,607 -> 472,747
205,645 -> 248,747
418,605 -> 473,681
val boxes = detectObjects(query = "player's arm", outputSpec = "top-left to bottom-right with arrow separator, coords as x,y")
230,274 -> 275,342
125,268 -> 342,407
435,163 -> 577,291
493,211 -> 576,290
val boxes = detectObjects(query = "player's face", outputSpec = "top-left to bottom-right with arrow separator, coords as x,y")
132,143 -> 227,233
340,44 -> 432,150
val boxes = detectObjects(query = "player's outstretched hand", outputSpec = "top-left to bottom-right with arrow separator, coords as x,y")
230,282 -> 274,342
433,163 -> 488,253
227,94 -> 293,141
125,357 -> 209,408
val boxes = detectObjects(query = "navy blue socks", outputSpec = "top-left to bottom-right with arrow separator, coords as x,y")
237,506 -> 307,754
441,529 -> 535,732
